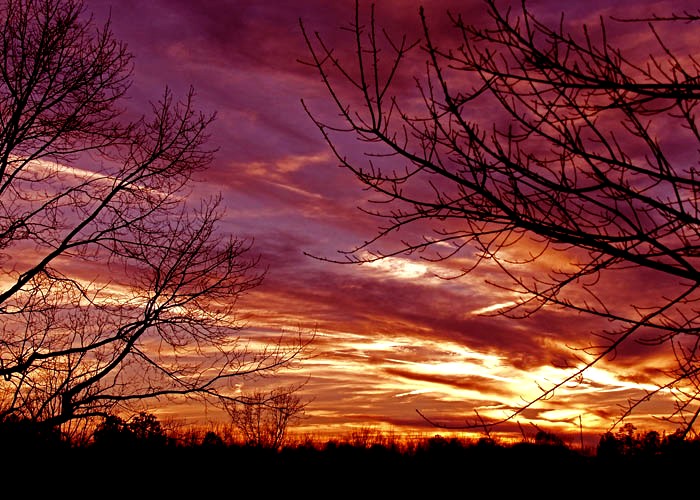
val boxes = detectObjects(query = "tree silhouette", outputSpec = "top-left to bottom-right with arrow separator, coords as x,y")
225,385 -> 308,449
300,0 -> 700,435
0,0 -> 309,433
92,412 -> 167,449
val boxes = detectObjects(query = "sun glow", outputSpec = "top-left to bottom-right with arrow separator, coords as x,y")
363,256 -> 430,280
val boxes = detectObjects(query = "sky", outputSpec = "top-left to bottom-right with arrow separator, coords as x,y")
78,0 -> 697,446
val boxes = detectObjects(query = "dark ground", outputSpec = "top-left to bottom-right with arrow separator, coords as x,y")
2,437 -> 698,497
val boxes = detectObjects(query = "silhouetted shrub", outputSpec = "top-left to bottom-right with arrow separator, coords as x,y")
91,412 -> 169,449
534,430 -> 564,447
0,416 -> 65,451
597,431 -> 624,459
201,431 -> 226,448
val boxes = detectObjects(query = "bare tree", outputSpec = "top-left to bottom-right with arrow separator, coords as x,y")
0,0 -> 310,432
300,0 -> 700,435
225,385 -> 308,449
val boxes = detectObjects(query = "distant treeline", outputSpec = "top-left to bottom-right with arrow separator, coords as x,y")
1,413 -> 698,495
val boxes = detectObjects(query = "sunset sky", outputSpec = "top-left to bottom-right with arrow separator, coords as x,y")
79,0 -> 697,446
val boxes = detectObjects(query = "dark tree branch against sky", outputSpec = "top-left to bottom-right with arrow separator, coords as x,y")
4,0 -> 700,446
0,0 -> 309,432
300,0 -> 700,437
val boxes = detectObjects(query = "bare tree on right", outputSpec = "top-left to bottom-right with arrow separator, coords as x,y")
300,0 -> 700,436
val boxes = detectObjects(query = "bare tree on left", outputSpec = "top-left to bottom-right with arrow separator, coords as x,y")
0,0 -> 308,433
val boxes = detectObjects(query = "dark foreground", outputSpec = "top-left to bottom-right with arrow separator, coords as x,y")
3,436 -> 699,497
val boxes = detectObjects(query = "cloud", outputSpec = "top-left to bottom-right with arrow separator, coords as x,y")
68,0 -> 694,441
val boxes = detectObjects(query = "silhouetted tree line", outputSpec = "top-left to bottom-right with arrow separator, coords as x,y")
1,413 -> 698,496
1,411 -> 698,459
